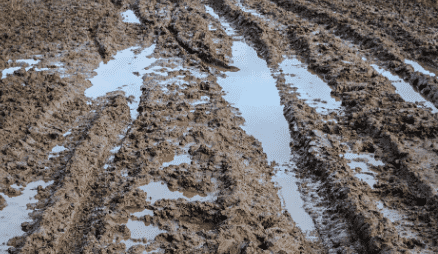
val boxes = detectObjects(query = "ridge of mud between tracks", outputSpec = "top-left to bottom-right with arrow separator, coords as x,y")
7,95 -> 131,253
1,0 -> 438,253
266,0 -> 438,109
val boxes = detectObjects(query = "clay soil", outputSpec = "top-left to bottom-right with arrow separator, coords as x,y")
1,0 -> 438,253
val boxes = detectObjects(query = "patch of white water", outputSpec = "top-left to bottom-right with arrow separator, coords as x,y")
371,64 -> 438,113
62,130 -> 72,137
139,181 -> 216,204
205,6 -> 242,39
85,45 -> 157,120
48,145 -> 67,159
375,201 -> 419,239
207,5 -> 317,237
343,152 -> 384,188
273,170 -> 317,238
278,58 -> 342,114
1,58 -> 65,79
132,209 -> 154,218
1,67 -> 21,79
404,59 -> 436,77
121,10 -> 141,24
124,219 -> 166,243
235,1 -> 262,18
161,154 -> 191,168
0,180 -> 53,252
191,96 -> 210,106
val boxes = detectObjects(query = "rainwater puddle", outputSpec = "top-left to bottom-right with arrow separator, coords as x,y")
1,58 -> 65,79
205,6 -> 241,39
62,130 -> 72,137
132,209 -> 154,218
191,96 -> 210,106
404,59 -> 436,77
375,201 -> 418,239
207,6 -> 317,237
161,154 -> 191,168
125,219 -> 166,241
120,220 -> 166,250
139,181 -> 216,204
48,145 -> 67,159
1,67 -> 21,79
342,152 -> 384,188
121,10 -> 141,24
371,64 -> 438,113
110,146 -> 121,154
277,58 -> 342,114
272,170 -> 317,238
85,45 -> 157,119
0,180 -> 53,252
235,1 -> 262,18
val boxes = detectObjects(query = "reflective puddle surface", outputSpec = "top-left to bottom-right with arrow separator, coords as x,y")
371,64 -> 438,113
121,10 -> 141,24
85,45 -> 157,120
343,152 -> 385,188
404,59 -> 436,77
277,58 -> 342,115
0,180 -> 53,252
206,5 -> 317,238
138,181 -> 216,204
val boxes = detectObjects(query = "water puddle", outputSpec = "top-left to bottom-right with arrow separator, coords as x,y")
375,201 -> 419,239
191,96 -> 210,106
205,6 -> 242,39
139,181 -> 216,204
235,1 -> 262,18
121,10 -> 141,24
119,220 -> 167,251
277,58 -> 342,114
1,67 -> 21,79
342,152 -> 384,188
404,59 -> 436,77
371,64 -> 438,113
48,145 -> 67,159
126,220 -> 167,240
161,154 -> 191,168
206,5 -> 317,237
0,180 -> 53,252
85,45 -> 157,120
132,209 -> 154,218
1,58 -> 68,79
62,129 -> 72,137
272,170 -> 317,238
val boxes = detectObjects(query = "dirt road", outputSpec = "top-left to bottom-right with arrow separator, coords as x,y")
1,0 -> 438,253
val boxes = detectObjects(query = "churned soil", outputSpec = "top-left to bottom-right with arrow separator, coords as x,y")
1,0 -> 438,253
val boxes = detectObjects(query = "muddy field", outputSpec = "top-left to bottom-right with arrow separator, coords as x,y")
1,0 -> 438,253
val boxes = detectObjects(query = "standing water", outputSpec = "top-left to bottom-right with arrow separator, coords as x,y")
0,180 -> 53,252
85,45 -> 156,120
205,5 -> 317,237
371,64 -> 438,113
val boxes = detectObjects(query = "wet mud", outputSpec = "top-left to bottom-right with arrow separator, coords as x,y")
1,0 -> 438,253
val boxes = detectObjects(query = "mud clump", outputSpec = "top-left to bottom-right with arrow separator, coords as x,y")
1,0 -> 438,253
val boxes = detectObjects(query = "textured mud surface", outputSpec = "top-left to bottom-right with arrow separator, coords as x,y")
1,0 -> 438,253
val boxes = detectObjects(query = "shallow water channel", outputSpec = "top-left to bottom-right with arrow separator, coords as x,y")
205,5 -> 317,237
370,64 -> 438,113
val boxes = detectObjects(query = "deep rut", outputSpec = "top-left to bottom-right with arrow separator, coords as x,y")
1,0 -> 438,253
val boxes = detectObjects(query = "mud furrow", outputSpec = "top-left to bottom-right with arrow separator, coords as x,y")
2,0 -> 438,253
264,0 -> 438,108
9,95 -> 131,253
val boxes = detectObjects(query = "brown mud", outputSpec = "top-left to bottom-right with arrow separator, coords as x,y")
1,0 -> 438,253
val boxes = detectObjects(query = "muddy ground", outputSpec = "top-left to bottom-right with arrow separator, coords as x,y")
1,0 -> 438,253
